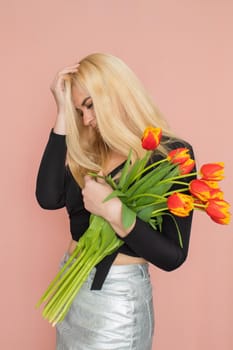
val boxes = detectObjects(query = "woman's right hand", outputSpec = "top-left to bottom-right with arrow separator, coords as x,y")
50,62 -> 80,114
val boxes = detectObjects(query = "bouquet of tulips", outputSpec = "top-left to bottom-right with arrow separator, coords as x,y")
36,127 -> 231,325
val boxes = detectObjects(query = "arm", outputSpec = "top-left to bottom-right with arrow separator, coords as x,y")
35,128 -> 67,209
116,210 -> 194,271
36,63 -> 80,209
81,139 -> 196,272
110,141 -> 197,271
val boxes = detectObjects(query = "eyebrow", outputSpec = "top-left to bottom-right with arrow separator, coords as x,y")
81,96 -> 91,106
75,96 -> 91,110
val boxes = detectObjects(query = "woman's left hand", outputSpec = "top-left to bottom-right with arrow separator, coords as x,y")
82,172 -> 122,222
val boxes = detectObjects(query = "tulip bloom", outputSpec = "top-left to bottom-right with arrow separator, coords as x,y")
210,188 -> 224,200
189,179 -> 212,202
141,126 -> 162,150
167,148 -> 190,164
205,199 -> 231,224
167,192 -> 194,217
200,162 -> 224,181
179,158 -> 195,175
202,180 -> 219,189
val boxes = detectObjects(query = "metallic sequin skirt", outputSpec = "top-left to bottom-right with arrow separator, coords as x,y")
56,252 -> 155,350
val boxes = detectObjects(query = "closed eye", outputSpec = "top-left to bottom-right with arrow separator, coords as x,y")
75,103 -> 93,116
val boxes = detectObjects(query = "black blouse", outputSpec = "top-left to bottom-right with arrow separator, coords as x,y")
35,128 -> 196,289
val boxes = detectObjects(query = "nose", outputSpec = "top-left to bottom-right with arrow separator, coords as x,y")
82,111 -> 94,126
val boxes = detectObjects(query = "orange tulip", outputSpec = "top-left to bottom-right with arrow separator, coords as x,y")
167,148 -> 190,164
205,199 -> 231,224
179,158 -> 195,175
202,180 -> 220,189
141,127 -> 162,150
210,188 -> 224,200
167,192 -> 194,217
200,162 -> 224,181
189,179 -> 212,202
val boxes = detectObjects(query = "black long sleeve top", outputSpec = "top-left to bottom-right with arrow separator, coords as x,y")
35,128 -> 196,289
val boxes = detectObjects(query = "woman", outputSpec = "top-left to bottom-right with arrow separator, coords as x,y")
35,52 -> 196,350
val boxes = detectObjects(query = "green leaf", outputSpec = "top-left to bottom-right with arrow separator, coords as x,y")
105,175 -> 118,189
126,162 -> 176,197
118,148 -> 133,190
148,219 -> 158,230
129,192 -> 165,207
121,158 -> 141,191
156,215 -> 163,232
137,205 -> 156,222
122,203 -> 137,229
121,151 -> 152,191
102,190 -> 127,203
161,165 -> 180,181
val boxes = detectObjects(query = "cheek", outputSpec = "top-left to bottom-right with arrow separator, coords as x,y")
91,109 -> 96,120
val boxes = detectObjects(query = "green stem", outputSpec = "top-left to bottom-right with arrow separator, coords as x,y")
52,233 -> 123,325
48,250 -> 95,322
52,248 -> 110,325
42,220 -> 103,317
50,252 -> 98,324
168,180 -> 190,186
43,219 -> 123,324
43,247 -> 93,318
159,212 -> 183,248
159,172 -> 198,185
165,188 -> 190,196
36,243 -> 83,308
128,192 -> 166,202
131,158 -> 168,182
151,208 -> 168,215
194,203 -> 206,209
134,199 -> 167,211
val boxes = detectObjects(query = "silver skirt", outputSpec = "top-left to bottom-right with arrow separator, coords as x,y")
56,252 -> 155,350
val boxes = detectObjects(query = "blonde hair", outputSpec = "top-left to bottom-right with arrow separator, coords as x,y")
63,52 -> 180,187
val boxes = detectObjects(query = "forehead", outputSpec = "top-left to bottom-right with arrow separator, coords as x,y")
71,83 -> 91,106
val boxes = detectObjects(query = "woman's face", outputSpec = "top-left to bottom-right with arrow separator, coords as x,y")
71,84 -> 97,129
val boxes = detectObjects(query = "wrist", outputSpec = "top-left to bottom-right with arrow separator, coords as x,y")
104,198 -> 122,224
105,199 -> 136,238
53,112 -> 66,134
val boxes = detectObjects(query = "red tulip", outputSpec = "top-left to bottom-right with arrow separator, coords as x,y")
189,179 -> 212,202
141,127 -> 162,150
202,180 -> 219,189
200,162 -> 224,181
210,188 -> 224,200
179,158 -> 195,175
201,180 -> 224,199
205,199 -> 231,224
167,192 -> 194,217
167,148 -> 190,164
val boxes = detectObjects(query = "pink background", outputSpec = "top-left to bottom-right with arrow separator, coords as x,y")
1,0 -> 232,349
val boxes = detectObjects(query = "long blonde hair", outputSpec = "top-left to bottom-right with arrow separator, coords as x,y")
63,52 -> 180,187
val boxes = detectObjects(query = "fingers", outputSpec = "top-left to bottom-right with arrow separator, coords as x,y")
83,174 -> 93,183
53,62 -> 80,93
83,171 -> 105,186
58,62 -> 80,76
96,170 -> 106,184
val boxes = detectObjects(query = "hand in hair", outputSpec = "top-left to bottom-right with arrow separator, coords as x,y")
50,62 -> 80,115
